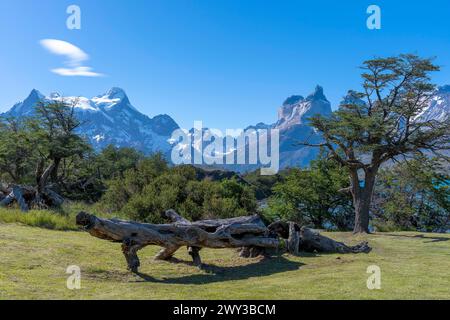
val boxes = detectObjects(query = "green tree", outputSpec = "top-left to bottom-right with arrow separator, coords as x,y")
0,118 -> 36,184
306,54 -> 450,233
242,169 -> 282,200
204,178 -> 257,219
29,100 -> 91,196
372,156 -> 450,232
267,156 -> 353,229
94,145 -> 144,180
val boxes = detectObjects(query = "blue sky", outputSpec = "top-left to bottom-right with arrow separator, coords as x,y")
1,0 -> 449,130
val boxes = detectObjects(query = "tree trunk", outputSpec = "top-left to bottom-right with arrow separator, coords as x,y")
12,186 -> 28,212
0,180 -> 64,211
0,191 -> 15,207
268,221 -> 371,254
50,157 -> 61,182
157,209 -> 202,267
299,227 -> 371,253
287,222 -> 300,255
353,192 -> 372,233
352,169 -> 377,234
77,211 -> 372,274
76,211 -> 279,273
0,186 -> 29,212
37,162 -> 56,192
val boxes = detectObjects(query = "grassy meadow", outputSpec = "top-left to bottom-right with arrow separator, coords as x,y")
1,209 -> 449,300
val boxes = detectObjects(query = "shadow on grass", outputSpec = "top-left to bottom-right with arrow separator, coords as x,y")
133,255 -> 304,285
381,233 -> 450,243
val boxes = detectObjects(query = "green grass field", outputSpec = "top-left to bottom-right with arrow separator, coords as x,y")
0,220 -> 449,300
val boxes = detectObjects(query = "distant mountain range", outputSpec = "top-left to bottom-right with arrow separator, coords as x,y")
2,85 -> 449,171
3,88 -> 179,155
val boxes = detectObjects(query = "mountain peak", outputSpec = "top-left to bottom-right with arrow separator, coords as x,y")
283,95 -> 304,106
151,114 -> 180,136
104,87 -> 128,100
28,89 -> 44,100
94,87 -> 132,110
2,88 -> 181,156
276,86 -> 332,130
306,85 -> 327,101
6,89 -> 44,116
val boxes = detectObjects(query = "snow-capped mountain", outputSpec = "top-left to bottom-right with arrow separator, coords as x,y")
3,88 -> 179,155
230,84 -> 450,171
418,85 -> 450,122
276,85 -> 332,130
182,85 -> 333,171
3,84 -> 448,172
272,85 -> 333,168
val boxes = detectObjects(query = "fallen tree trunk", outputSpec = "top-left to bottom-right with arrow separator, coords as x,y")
76,211 -> 371,273
287,222 -> 300,255
268,221 -> 371,254
0,184 -> 64,211
160,210 -> 268,259
12,186 -> 28,212
76,211 -> 279,273
155,209 -> 200,263
0,186 -> 29,212
0,191 -> 15,207
300,227 -> 371,253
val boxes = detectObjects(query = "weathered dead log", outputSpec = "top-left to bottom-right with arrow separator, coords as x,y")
77,212 -> 371,273
0,186 -> 29,212
43,188 -> 65,207
238,246 -> 266,258
13,186 -> 28,212
269,221 -> 371,254
287,222 -> 300,255
0,191 -> 14,207
0,183 -> 10,195
299,227 -> 371,254
162,209 -> 191,224
0,183 -> 64,211
76,211 -> 280,273
161,209 -> 268,261
156,209 -> 201,266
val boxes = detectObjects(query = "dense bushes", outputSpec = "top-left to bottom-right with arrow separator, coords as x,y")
100,158 -> 257,223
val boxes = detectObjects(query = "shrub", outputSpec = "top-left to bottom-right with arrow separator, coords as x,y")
101,158 -> 258,222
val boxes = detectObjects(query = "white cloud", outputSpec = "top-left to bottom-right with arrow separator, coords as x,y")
40,39 -> 103,77
51,66 -> 103,77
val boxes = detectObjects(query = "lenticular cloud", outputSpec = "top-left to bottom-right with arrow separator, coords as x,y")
40,39 -> 103,77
